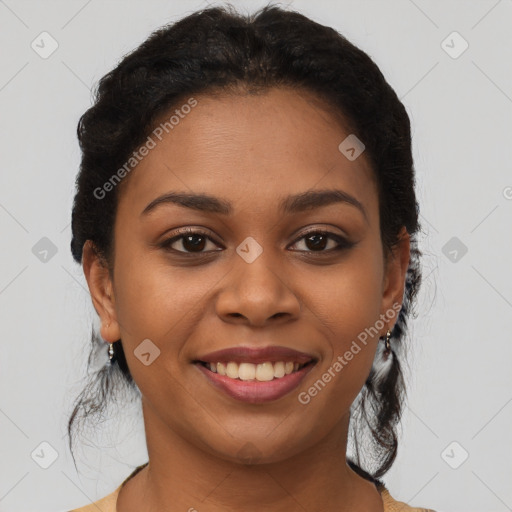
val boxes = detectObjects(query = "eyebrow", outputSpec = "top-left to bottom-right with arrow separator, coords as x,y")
140,189 -> 368,222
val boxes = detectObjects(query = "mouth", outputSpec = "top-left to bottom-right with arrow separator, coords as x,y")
192,346 -> 317,404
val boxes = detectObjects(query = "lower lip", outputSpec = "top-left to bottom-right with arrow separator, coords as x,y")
195,362 -> 315,404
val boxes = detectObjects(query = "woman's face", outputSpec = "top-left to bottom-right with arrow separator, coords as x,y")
86,86 -> 409,464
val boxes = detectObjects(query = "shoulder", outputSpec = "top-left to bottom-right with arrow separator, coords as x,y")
346,459 -> 436,512
380,484 -> 437,512
68,485 -> 120,512
68,463 -> 148,511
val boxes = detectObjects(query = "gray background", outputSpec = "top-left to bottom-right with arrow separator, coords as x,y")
0,0 -> 511,511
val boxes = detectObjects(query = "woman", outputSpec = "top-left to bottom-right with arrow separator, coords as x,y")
68,3 -> 435,511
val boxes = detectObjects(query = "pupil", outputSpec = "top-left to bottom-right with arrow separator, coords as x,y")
306,233 -> 326,251
184,235 -> 205,251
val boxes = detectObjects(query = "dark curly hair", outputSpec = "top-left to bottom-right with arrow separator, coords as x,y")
68,2 -> 422,480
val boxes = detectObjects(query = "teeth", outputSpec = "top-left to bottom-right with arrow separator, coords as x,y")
204,361 -> 307,381
274,361 -> 285,378
226,361 -> 238,379
239,362 -> 256,381
255,362 -> 274,381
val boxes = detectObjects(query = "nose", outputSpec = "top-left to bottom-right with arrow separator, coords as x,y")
215,253 -> 302,327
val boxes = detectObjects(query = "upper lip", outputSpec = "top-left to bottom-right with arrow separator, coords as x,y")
195,346 -> 316,365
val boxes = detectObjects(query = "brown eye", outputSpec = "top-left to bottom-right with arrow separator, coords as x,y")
159,228 -> 221,254
159,228 -> 354,256
289,230 -> 354,253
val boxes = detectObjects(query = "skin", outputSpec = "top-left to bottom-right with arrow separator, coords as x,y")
83,86 -> 410,512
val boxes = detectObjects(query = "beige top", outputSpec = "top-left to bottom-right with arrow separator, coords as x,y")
69,463 -> 437,512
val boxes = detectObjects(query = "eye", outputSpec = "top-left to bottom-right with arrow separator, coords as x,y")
289,230 -> 354,253
159,228 -> 354,256
159,228 -> 222,254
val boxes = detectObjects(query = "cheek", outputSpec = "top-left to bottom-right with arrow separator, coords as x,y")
303,246 -> 384,390
309,245 -> 384,337
300,278 -> 382,429
112,250 -> 222,378
113,251 -> 198,331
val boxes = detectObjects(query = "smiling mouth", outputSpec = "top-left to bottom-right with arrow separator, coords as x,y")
196,360 -> 316,382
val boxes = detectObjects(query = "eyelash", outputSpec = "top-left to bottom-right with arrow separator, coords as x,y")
158,227 -> 354,256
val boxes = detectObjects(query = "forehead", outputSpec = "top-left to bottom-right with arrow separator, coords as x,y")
117,87 -> 377,219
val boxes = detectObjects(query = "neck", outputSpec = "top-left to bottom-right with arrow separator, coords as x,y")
118,398 -> 384,512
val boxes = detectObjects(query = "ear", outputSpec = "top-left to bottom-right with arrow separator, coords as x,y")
82,240 -> 121,343
380,226 -> 410,332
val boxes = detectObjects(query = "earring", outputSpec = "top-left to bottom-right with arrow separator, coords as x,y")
383,329 -> 392,358
108,342 -> 115,363
106,322 -> 115,365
